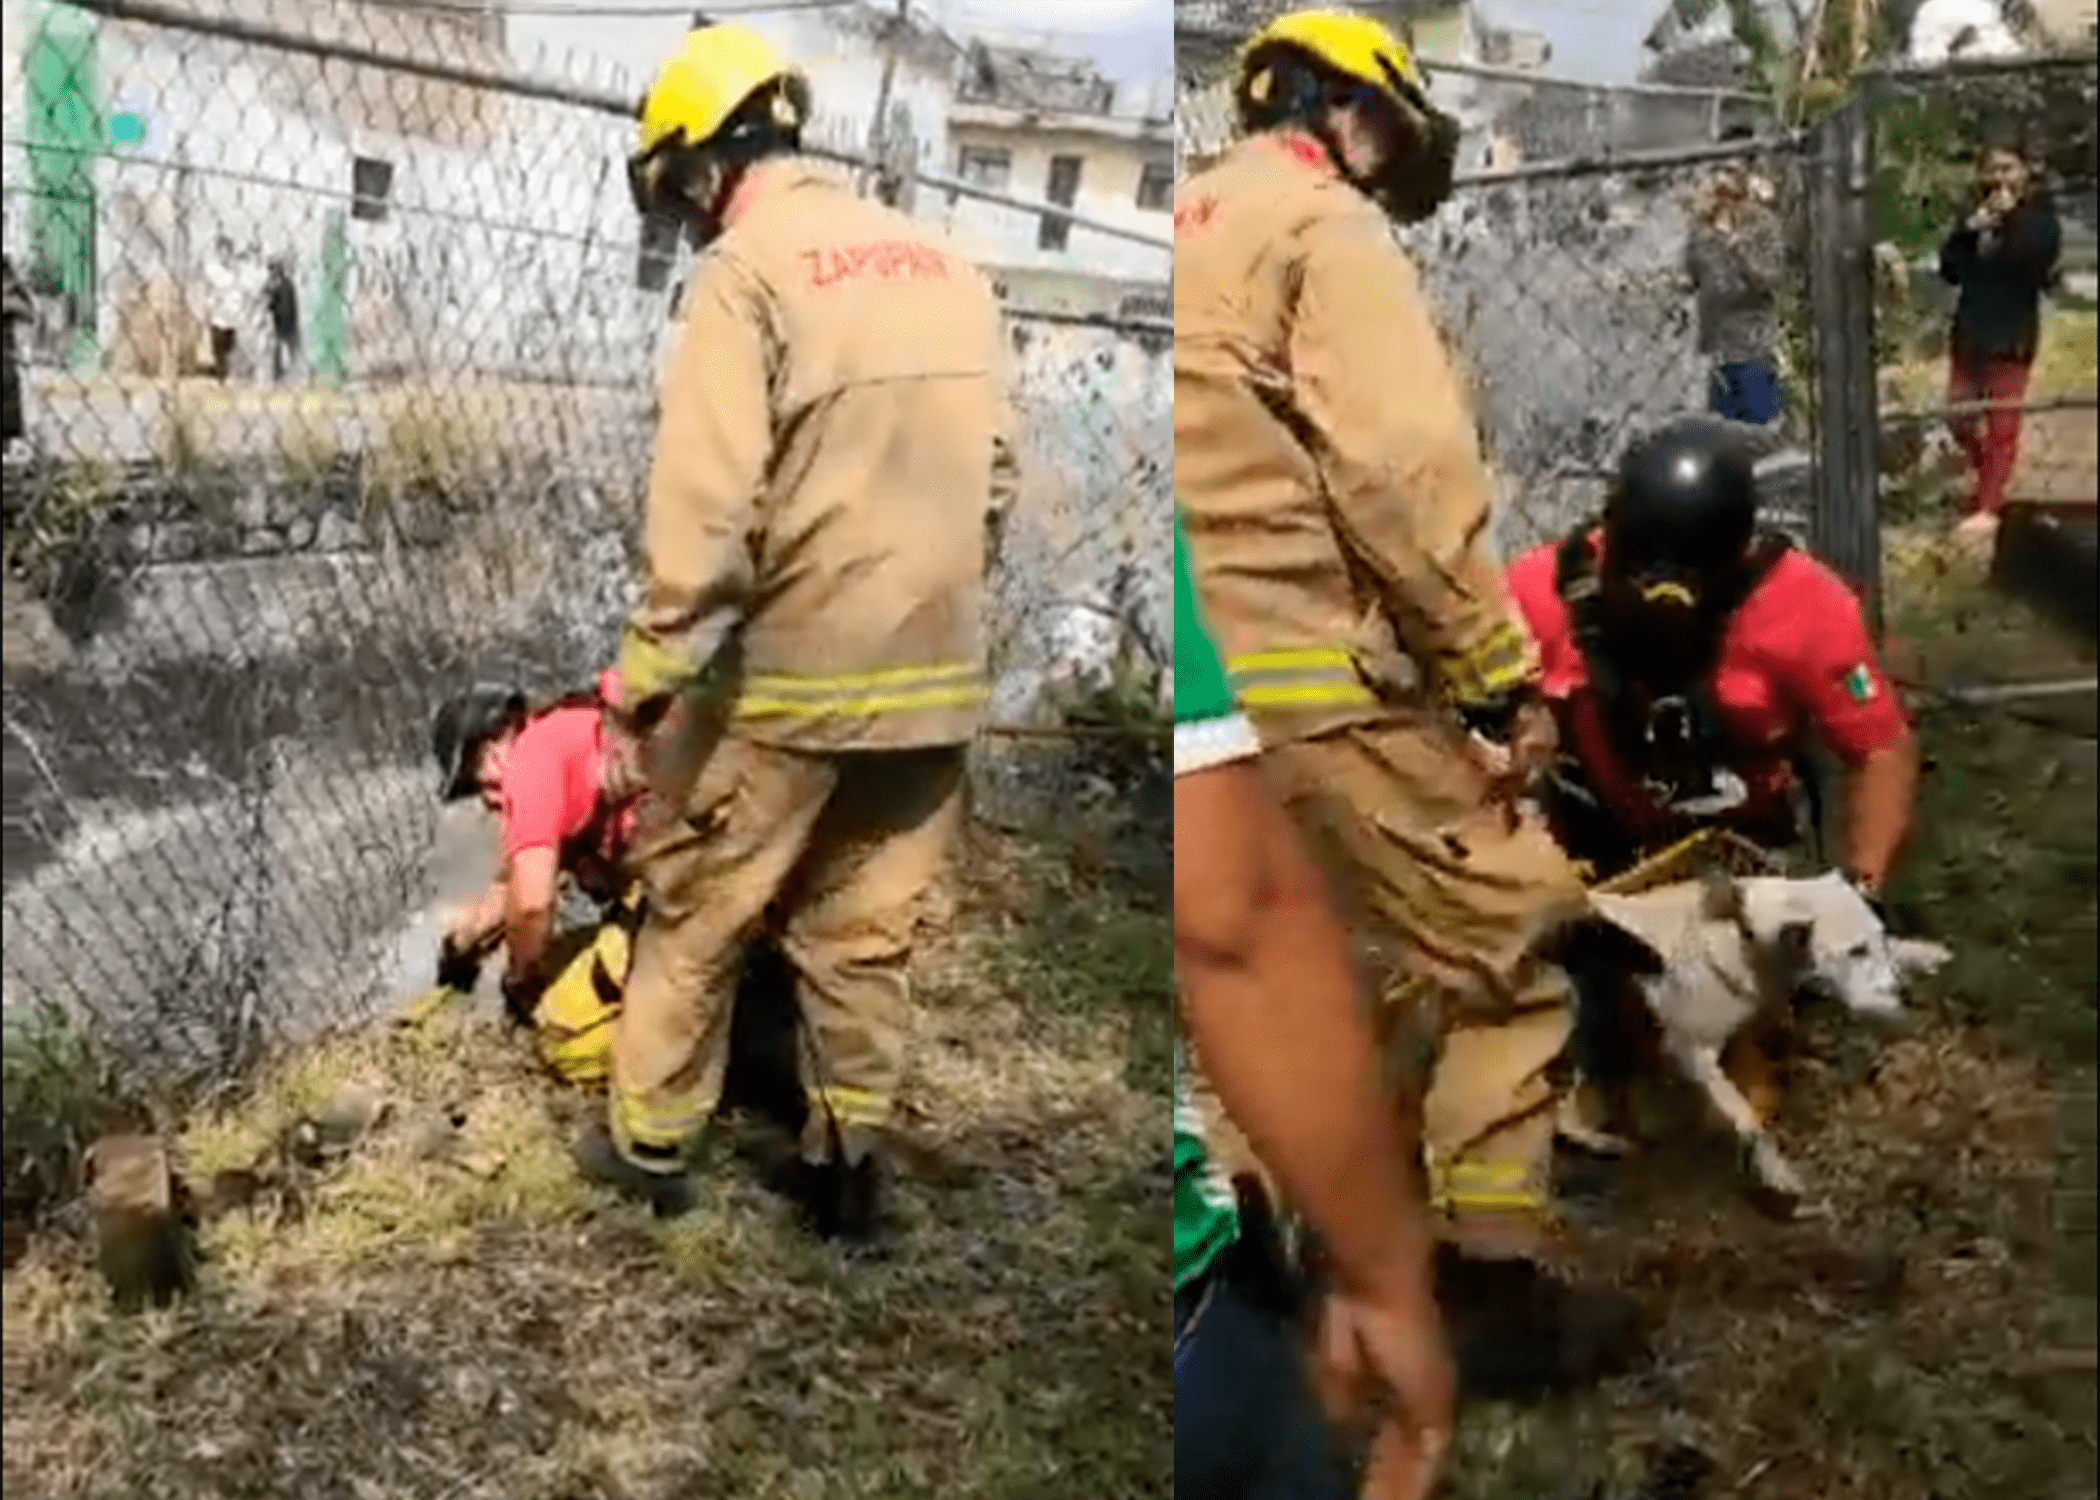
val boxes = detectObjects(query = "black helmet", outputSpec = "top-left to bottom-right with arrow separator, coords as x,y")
431,683 -> 527,801
1604,419 -> 1759,579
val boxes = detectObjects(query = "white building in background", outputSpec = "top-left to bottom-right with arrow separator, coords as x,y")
1177,0 -> 1551,175
937,37 -> 1172,313
1905,0 -> 2026,62
507,2 -> 1170,313
1,0 -> 664,384
0,0 -> 1169,388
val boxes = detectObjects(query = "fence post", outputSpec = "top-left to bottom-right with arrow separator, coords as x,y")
863,0 -> 909,202
1804,90 -> 1884,636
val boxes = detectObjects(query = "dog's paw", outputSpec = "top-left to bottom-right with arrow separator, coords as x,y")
1742,1138 -> 1807,1217
1558,1121 -> 1635,1157
1891,937 -> 1954,979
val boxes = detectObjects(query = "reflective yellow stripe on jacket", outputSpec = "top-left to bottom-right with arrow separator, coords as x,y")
735,661 -> 989,721
1426,1151 -> 1549,1217
1438,619 -> 1536,708
1226,646 -> 1377,712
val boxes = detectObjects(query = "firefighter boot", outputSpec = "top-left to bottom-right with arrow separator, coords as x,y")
572,1120 -> 698,1220
789,1125 -> 890,1248
1433,1244 -> 1650,1403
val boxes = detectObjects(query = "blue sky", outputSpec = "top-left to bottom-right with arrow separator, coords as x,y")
1477,0 -> 1662,83
938,0 -> 1172,80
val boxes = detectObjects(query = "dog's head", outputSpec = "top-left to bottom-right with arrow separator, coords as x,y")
1716,871 -> 1951,1017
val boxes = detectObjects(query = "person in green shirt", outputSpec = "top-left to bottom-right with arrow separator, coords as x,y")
1174,512 -> 1453,1500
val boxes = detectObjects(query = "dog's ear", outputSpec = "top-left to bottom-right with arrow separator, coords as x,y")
1697,866 -> 1745,924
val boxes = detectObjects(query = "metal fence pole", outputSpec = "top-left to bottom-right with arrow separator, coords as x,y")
1806,91 -> 1884,636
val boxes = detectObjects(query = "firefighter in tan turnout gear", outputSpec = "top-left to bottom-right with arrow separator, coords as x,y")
1174,10 -> 1645,1394
580,21 -> 1014,1240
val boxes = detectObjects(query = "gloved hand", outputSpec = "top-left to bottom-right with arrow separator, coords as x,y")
1457,690 -> 1556,800
436,937 -> 481,995
501,971 -> 545,1031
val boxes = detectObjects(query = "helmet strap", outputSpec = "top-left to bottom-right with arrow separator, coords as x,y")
1272,64 -> 1459,227
630,136 -> 739,248
629,79 -> 803,242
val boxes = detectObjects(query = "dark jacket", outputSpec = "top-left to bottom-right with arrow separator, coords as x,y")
265,260 -> 299,344
1685,201 -> 1787,365
2,257 -> 27,446
1939,192 -> 2062,364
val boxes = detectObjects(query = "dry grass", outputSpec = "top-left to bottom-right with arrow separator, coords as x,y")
1882,306 -> 2097,510
1435,527 -> 2097,1499
1,824 -> 1171,1500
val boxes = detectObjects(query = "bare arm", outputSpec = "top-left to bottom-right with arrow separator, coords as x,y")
1841,730 -> 1918,895
1778,568 -> 1919,896
1173,757 -> 1437,1304
446,879 -> 510,957
501,845 -> 561,984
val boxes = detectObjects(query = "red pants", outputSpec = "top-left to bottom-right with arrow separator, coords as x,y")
1946,352 -> 2031,518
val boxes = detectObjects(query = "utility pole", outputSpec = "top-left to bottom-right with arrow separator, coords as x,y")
863,0 -> 909,201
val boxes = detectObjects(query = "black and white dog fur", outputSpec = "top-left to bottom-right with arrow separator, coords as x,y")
1564,869 -> 1952,1209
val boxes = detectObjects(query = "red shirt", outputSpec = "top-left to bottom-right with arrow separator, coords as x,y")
1507,534 -> 1909,809
497,704 -> 633,871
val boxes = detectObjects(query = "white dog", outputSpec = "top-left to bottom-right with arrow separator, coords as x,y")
1575,870 -> 1952,1209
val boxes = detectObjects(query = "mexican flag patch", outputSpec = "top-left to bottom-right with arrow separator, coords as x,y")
1842,664 -> 1878,704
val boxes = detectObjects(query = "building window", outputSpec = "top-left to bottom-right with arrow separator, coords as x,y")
955,145 -> 1012,194
1135,158 -> 1172,212
1040,153 -> 1083,252
637,213 -> 681,293
350,156 -> 393,223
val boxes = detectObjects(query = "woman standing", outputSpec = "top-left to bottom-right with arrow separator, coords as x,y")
1939,139 -> 2063,539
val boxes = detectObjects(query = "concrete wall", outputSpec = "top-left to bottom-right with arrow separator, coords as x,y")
1403,171 -> 1728,555
2,0 -> 672,385
0,311 -> 1171,1051
0,3 -> 1173,1060
0,445 -> 645,1062
990,314 -> 1170,723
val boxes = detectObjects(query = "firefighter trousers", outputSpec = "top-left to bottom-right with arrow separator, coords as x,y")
608,735 -> 966,1174
1260,708 -> 1589,1258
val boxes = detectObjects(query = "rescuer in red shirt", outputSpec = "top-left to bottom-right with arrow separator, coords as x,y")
430,672 -> 640,1033
1506,419 -> 1919,899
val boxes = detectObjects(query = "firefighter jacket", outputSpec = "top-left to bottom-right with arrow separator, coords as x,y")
1173,132 -> 1538,744
620,159 -> 1018,751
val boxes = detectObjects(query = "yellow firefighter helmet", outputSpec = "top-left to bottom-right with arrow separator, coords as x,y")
1238,9 -> 1431,115
636,22 -> 806,157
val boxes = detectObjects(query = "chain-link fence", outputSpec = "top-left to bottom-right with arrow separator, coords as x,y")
1,0 -> 1169,1089
1176,22 -> 1814,560
1863,54 -> 2098,545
